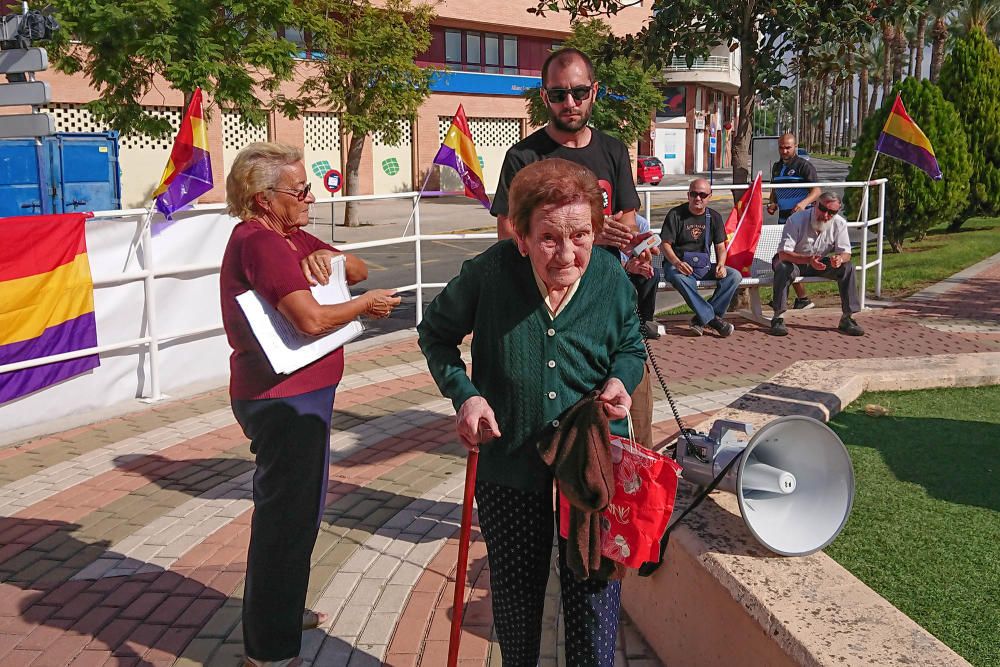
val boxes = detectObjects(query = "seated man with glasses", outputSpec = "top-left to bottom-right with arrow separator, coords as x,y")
769,191 -> 864,337
659,178 -> 740,337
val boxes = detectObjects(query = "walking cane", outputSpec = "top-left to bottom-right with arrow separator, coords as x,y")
447,449 -> 479,667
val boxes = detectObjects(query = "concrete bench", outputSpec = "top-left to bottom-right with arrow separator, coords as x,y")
657,224 -> 852,323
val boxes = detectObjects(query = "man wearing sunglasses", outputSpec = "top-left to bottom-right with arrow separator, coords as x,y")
659,179 -> 740,337
490,47 -> 640,254
770,191 -> 864,337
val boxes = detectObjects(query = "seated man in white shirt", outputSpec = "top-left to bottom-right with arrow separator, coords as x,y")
769,191 -> 864,337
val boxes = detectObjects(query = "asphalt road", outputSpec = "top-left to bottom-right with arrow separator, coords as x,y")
349,157 -> 851,339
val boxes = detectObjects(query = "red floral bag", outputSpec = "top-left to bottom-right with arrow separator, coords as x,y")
559,418 -> 682,569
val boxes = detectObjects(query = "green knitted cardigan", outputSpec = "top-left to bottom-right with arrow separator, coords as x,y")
417,240 -> 646,492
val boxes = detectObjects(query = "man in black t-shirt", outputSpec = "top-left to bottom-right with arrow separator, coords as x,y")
660,178 -> 740,337
767,133 -> 820,309
490,47 -> 655,457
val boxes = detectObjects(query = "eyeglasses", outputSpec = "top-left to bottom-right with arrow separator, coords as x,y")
270,182 -> 312,201
817,202 -> 841,215
544,86 -> 593,103
688,191 -> 711,199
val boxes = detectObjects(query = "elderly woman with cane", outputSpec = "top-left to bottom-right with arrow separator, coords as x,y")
220,143 -> 400,667
418,158 -> 646,666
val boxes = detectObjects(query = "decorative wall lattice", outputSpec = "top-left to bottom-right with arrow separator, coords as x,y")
222,110 -> 268,151
41,104 -> 182,150
438,116 -> 520,147
373,120 -> 412,147
304,112 -> 341,153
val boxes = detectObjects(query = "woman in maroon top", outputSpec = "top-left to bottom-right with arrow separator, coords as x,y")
221,143 -> 400,667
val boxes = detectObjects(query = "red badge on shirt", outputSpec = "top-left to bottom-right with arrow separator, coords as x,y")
597,179 -> 613,215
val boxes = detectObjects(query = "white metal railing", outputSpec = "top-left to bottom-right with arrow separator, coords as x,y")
639,179 -> 888,306
665,55 -> 732,71
0,180 -> 886,403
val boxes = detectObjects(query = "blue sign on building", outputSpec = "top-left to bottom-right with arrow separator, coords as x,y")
429,70 -> 541,97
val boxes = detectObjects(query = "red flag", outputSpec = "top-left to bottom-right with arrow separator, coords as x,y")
724,173 -> 763,277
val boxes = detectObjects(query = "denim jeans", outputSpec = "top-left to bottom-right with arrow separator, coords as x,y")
662,263 -> 741,325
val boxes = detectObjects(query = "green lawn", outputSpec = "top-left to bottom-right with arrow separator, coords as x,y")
811,152 -> 854,164
826,386 -> 1000,667
660,217 -> 1000,316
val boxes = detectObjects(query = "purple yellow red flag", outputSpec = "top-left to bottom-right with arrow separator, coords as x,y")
152,87 -> 214,218
875,94 -> 942,180
433,105 -> 490,209
724,173 -> 763,277
0,213 -> 99,404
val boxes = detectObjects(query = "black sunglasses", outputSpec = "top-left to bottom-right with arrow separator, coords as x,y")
271,182 -> 313,202
688,190 -> 711,199
817,202 -> 840,215
545,86 -> 592,103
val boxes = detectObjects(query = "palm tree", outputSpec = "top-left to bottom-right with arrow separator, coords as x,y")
928,0 -> 959,81
914,10 -> 928,78
882,21 -> 896,98
953,0 -> 1000,42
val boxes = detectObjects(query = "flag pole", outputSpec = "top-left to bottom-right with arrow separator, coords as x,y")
402,169 -> 435,238
856,151 -> 881,225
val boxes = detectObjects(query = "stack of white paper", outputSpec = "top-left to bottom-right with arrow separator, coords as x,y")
236,254 -> 364,374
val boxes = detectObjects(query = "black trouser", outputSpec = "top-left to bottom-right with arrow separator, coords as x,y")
771,254 -> 859,317
232,385 -> 336,662
476,480 -> 621,667
629,266 -> 660,323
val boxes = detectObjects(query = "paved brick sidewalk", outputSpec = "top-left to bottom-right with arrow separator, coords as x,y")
1,255 -> 998,666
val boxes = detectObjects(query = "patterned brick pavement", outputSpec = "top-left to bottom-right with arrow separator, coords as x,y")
1,254 -> 998,666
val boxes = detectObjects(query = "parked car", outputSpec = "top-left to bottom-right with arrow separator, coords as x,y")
797,147 -> 810,160
637,156 -> 663,185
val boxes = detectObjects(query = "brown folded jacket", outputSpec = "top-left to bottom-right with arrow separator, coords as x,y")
537,390 -> 624,581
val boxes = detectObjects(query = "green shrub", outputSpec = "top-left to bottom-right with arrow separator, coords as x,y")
847,78 -> 972,251
939,27 -> 1000,227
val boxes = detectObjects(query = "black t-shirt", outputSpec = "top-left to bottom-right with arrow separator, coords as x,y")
490,127 -> 641,218
770,156 -> 818,215
659,203 -> 726,256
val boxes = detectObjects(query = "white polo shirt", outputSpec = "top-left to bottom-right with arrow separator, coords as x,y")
780,209 -> 851,257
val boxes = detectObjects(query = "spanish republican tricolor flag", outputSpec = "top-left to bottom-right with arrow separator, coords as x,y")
152,87 -> 214,218
0,214 -> 99,404
433,104 -> 490,209
875,94 -> 943,180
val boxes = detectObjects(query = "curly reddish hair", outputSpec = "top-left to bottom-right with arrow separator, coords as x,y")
508,158 -> 605,238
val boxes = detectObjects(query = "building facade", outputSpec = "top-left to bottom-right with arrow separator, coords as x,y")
16,2 -> 738,208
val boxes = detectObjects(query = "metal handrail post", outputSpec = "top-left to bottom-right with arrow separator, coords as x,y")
644,191 -> 651,221
876,181 -> 885,297
413,194 -> 424,327
859,183 -> 869,310
140,213 -> 162,400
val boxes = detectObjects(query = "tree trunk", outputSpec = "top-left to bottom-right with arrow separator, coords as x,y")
344,133 -> 366,227
930,16 -> 947,83
914,14 -> 927,79
848,68 -> 856,148
893,30 -> 908,84
858,67 -> 868,130
819,74 -> 829,154
908,32 -> 917,77
869,74 -> 880,117
882,22 -> 895,99
731,21 -> 756,185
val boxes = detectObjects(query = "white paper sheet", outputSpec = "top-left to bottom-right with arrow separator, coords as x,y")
235,255 -> 364,374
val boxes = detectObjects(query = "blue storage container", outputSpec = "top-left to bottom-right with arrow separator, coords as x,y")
0,132 -> 121,217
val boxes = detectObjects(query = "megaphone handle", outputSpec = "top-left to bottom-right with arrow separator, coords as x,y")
638,450 -> 744,577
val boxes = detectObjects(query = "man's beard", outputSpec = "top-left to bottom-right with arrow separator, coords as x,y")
548,104 -> 592,133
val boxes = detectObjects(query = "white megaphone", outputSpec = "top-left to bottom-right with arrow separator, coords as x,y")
674,415 -> 855,556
